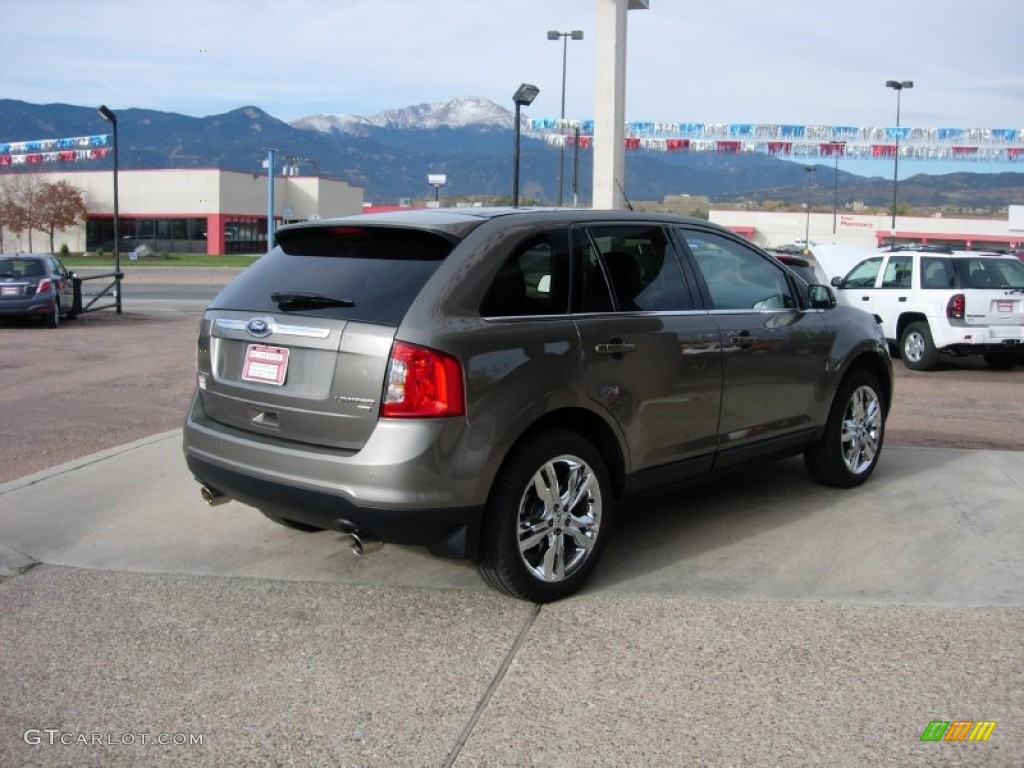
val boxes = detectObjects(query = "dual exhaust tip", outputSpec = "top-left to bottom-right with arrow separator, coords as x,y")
198,485 -> 382,555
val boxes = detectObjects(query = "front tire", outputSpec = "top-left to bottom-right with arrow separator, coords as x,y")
477,430 -> 611,603
900,322 -> 938,371
805,369 -> 885,488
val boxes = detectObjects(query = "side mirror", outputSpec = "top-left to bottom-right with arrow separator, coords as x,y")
830,275 -> 845,289
808,284 -> 836,309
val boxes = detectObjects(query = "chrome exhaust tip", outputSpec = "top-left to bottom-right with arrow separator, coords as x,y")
336,519 -> 383,555
200,485 -> 229,506
347,532 -> 384,556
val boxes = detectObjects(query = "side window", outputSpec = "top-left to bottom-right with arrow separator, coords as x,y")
843,257 -> 883,288
573,224 -> 691,312
680,230 -> 797,310
480,231 -> 570,317
921,257 -> 954,289
881,255 -> 913,288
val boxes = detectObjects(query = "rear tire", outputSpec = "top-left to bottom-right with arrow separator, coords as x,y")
476,429 -> 611,603
48,299 -> 60,329
983,351 -> 1020,370
900,322 -> 937,371
805,369 -> 885,488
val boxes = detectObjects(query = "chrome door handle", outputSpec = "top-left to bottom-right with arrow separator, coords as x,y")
595,341 -> 636,356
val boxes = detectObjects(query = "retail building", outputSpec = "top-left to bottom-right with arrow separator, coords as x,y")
1,168 -> 364,255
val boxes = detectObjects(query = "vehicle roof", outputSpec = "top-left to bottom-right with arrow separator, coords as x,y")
876,247 -> 1017,260
276,206 -> 718,239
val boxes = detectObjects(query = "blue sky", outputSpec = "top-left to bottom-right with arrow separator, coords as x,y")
6,0 -> 1024,176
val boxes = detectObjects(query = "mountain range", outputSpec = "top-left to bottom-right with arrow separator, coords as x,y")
2,97 -> 1022,210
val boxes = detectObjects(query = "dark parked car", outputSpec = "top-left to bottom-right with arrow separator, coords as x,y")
183,208 -> 892,602
0,253 -> 78,328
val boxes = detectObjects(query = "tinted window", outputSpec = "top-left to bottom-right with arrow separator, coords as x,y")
211,225 -> 456,326
481,231 -> 570,317
573,225 -> 692,312
921,257 -> 954,289
881,255 -> 913,288
961,257 -> 1024,289
681,230 -> 796,310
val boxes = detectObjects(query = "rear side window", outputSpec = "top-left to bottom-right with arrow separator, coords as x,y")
960,257 -> 1024,289
480,231 -> 570,317
210,225 -> 457,326
880,255 -> 913,288
921,257 -> 954,289
572,225 -> 692,312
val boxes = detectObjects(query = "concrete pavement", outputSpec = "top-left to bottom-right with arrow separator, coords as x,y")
1,432 -> 1022,766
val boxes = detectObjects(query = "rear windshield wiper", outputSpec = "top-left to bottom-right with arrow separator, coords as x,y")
271,291 -> 355,309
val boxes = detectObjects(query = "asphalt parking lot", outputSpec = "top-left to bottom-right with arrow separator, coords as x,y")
1,268 -> 1023,766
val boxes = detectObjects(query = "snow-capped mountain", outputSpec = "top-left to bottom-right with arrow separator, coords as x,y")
291,96 -> 514,135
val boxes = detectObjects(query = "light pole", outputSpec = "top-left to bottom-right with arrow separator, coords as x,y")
886,79 -> 913,247
512,83 -> 540,207
265,148 -> 276,252
97,105 -> 121,313
547,29 -> 583,207
831,141 -> 846,235
804,165 -> 816,252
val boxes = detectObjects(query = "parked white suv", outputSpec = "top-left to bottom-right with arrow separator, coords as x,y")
832,248 -> 1024,370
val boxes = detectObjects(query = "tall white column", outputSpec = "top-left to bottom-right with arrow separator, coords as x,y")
592,0 -> 648,209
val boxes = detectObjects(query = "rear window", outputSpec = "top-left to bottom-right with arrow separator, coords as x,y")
210,225 -> 458,325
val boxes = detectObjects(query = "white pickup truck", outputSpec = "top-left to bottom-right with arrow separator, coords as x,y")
831,248 -> 1024,370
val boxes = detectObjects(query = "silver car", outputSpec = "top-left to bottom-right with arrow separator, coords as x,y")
183,208 -> 892,602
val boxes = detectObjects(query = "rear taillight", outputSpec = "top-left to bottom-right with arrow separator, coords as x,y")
36,279 -> 53,294
946,293 -> 966,320
381,341 -> 465,418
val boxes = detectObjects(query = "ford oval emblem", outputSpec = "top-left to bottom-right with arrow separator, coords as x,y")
246,317 -> 273,338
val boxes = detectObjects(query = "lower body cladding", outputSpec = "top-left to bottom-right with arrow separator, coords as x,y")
182,397 -> 488,559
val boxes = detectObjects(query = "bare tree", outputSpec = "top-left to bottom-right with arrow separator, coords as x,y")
34,180 -> 88,252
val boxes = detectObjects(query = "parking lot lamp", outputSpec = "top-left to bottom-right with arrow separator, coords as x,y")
97,105 -> 121,313
512,83 -> 540,207
804,166 -> 816,252
886,79 -> 913,246
548,30 -> 584,206
832,141 -> 846,235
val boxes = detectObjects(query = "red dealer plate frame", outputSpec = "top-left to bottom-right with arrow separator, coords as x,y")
241,344 -> 290,385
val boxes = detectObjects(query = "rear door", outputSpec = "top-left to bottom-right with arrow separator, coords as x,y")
195,224 -> 455,452
675,228 -> 834,467
954,255 -> 1024,328
572,223 -> 722,477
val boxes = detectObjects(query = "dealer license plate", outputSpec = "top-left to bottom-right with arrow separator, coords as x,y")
996,300 -> 1014,313
242,344 -> 289,385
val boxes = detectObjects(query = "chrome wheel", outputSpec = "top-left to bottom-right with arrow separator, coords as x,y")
840,385 -> 882,475
516,455 -> 602,583
805,369 -> 886,488
903,331 -> 925,363
477,430 -> 611,602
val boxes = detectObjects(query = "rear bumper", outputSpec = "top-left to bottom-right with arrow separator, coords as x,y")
935,323 -> 1024,352
182,393 -> 490,558
0,298 -> 53,317
185,454 -> 483,558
